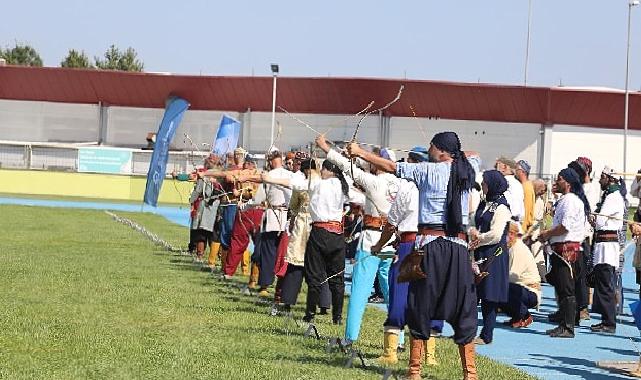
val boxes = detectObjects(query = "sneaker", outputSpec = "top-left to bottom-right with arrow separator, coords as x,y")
302,314 -> 315,323
270,304 -> 279,316
319,307 -> 329,315
332,317 -> 343,325
221,274 -> 233,281
257,289 -> 270,298
241,286 -> 251,296
368,295 -> 385,304
590,323 -> 616,334
502,318 -> 517,326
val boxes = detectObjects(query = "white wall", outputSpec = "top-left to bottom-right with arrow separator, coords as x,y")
389,117 -> 541,173
0,99 -> 99,142
548,125 -> 641,177
106,106 -> 233,150
246,112 -> 382,153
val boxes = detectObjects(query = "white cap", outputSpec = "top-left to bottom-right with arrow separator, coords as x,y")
602,165 -> 618,178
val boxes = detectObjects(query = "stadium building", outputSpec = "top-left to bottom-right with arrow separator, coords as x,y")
1,65 -> 639,201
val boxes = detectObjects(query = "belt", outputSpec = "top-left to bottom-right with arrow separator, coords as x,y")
595,231 -> 619,243
551,241 -> 581,263
418,226 -> 466,241
363,214 -> 387,230
399,232 -> 417,243
312,221 -> 343,234
268,204 -> 288,210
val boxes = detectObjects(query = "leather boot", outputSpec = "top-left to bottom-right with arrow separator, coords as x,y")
425,336 -> 438,366
549,296 -> 575,338
208,242 -> 221,269
219,247 -> 229,269
407,336 -> 424,380
458,343 -> 478,380
241,249 -> 251,276
248,263 -> 260,289
377,331 -> 399,365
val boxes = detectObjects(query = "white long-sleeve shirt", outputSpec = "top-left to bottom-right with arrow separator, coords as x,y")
593,191 -> 625,268
387,179 -> 419,233
504,175 -> 525,222
474,203 -> 512,247
326,149 -> 399,253
290,176 -> 347,223
509,239 -> 542,305
258,167 -> 293,232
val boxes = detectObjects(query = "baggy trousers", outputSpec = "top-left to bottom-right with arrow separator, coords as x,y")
223,208 -> 263,276
345,248 -> 392,342
384,241 -> 444,347
304,227 -> 345,320
502,283 -> 538,320
591,263 -> 617,327
257,231 -> 282,287
219,204 -> 238,249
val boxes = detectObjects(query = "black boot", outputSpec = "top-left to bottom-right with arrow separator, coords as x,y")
304,285 -> 321,323
550,296 -> 575,338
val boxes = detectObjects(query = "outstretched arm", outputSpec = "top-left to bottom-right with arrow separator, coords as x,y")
347,143 -> 396,173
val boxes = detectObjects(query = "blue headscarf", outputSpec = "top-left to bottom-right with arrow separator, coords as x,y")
558,168 -> 590,217
482,170 -> 509,206
431,132 -> 476,235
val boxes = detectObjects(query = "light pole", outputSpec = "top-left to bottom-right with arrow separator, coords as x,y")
524,0 -> 532,86
270,64 -> 279,148
624,1 -> 639,173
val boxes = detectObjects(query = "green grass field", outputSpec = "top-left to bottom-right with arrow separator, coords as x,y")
0,205 -> 536,380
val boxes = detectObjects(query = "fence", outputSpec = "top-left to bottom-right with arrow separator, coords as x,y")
0,141 -> 209,176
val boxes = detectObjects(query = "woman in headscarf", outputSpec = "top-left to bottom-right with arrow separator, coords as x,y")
468,170 -> 512,345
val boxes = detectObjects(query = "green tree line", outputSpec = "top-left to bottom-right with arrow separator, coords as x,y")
1,43 -> 144,72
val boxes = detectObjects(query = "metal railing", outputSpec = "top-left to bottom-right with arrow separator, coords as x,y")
0,141 -> 209,176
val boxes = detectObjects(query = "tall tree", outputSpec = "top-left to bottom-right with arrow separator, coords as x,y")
60,49 -> 93,69
0,43 -> 43,66
94,45 -> 144,72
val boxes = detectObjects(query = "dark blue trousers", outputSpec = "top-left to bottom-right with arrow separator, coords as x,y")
502,283 -> 538,321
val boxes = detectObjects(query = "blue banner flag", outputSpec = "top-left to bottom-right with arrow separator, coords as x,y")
143,96 -> 190,207
212,115 -> 241,156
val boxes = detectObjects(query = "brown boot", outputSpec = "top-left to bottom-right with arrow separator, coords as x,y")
407,336 -> 425,380
458,343 -> 478,380
248,263 -> 260,289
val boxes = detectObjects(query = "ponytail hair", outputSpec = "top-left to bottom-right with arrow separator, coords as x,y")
322,160 -> 349,197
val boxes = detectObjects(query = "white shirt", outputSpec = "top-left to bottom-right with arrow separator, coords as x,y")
593,191 -> 625,268
387,179 -> 419,233
509,239 -> 542,305
290,176 -> 346,223
504,175 -> 525,222
327,149 -> 399,253
583,181 -> 601,213
549,193 -> 586,244
292,170 -> 306,183
260,167 -> 293,232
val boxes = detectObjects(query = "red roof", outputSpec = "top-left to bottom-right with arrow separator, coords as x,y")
0,65 -> 639,130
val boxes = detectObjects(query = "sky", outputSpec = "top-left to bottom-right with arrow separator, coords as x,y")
3,0 -> 641,90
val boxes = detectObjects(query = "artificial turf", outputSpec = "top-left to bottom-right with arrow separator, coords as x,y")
0,204 -> 537,379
